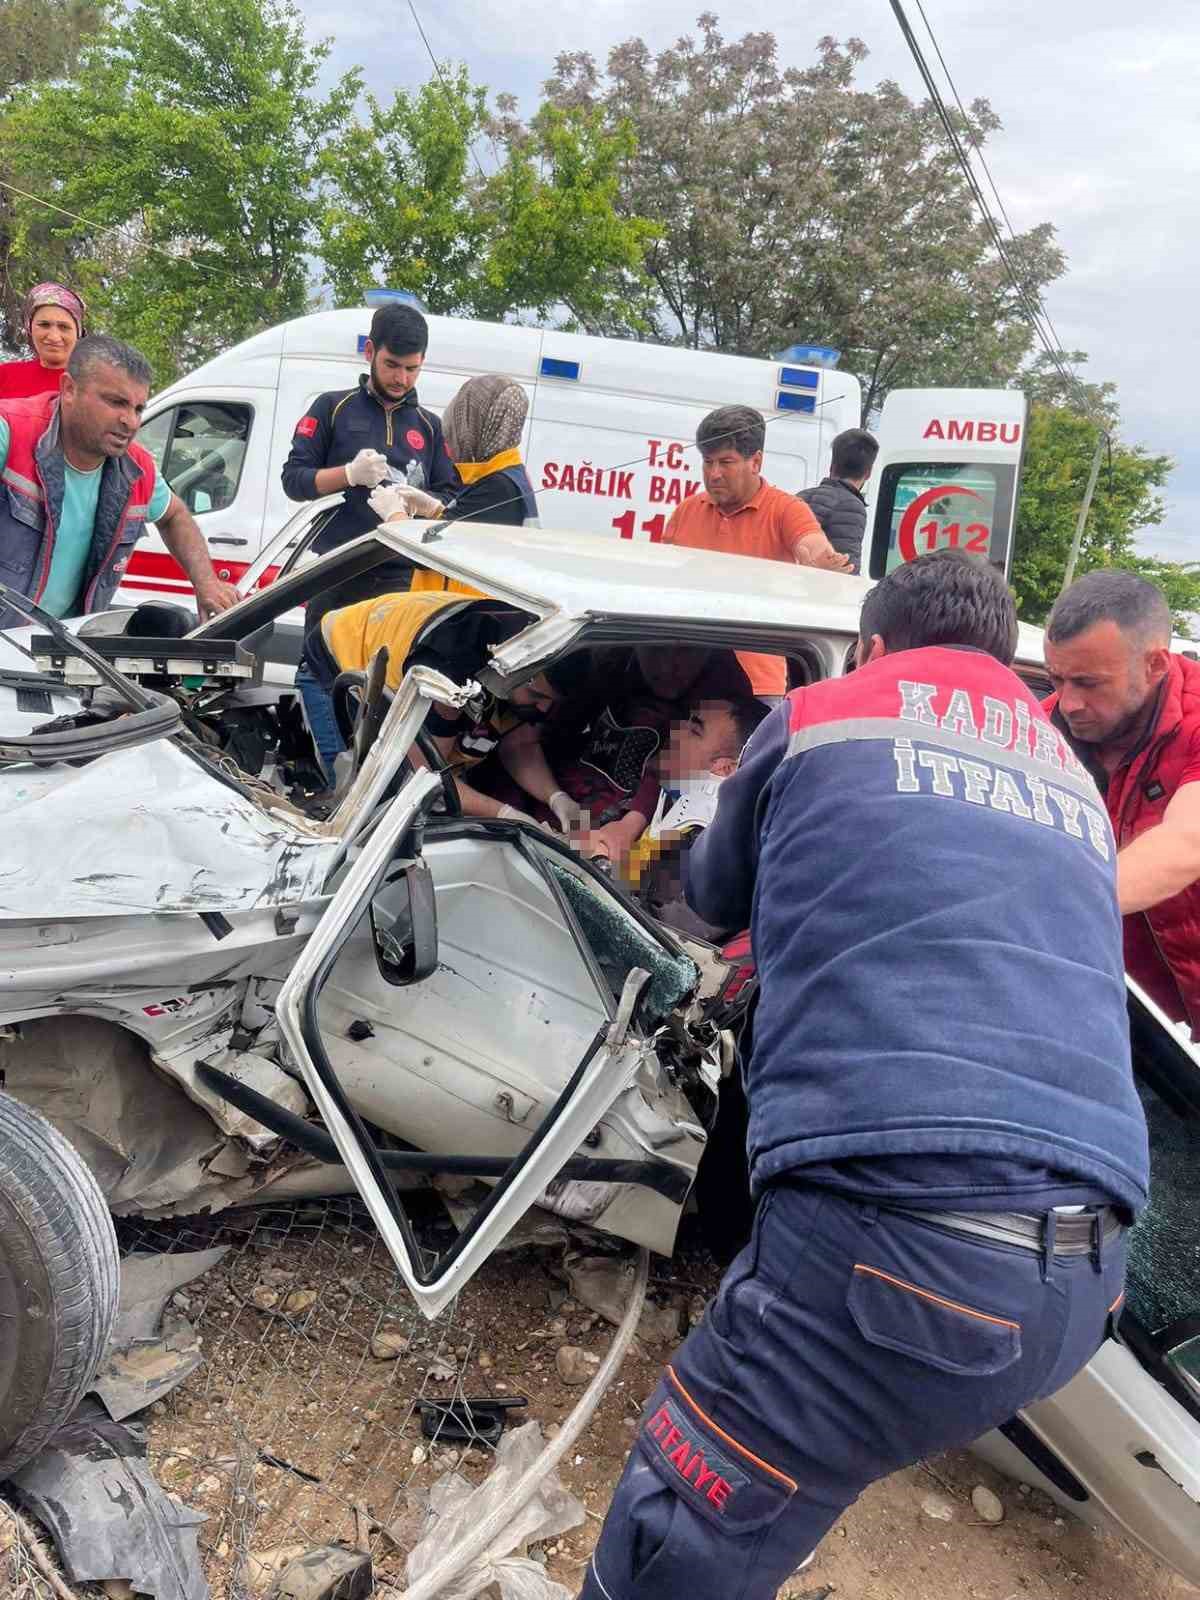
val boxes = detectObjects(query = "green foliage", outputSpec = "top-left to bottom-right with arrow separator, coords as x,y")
1010,404 -> 1194,631
316,73 -> 655,327
0,0 -> 103,99
0,0 -> 105,347
0,0 -> 359,384
545,20 -> 1066,416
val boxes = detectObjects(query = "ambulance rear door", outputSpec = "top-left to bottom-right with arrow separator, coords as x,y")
864,389 -> 1027,580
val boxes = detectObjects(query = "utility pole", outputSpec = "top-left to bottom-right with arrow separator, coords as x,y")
1059,431 -> 1107,595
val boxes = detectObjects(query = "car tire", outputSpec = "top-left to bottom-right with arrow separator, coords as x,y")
0,1089 -> 119,1479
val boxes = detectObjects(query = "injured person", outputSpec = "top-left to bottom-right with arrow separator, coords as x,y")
624,695 -> 768,940
534,645 -> 760,865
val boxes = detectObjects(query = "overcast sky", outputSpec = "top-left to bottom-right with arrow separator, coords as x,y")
300,0 -> 1199,562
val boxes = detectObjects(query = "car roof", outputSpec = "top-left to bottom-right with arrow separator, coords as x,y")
375,520 -> 1048,667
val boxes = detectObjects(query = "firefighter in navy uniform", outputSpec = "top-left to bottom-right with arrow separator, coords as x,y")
579,550 -> 1149,1600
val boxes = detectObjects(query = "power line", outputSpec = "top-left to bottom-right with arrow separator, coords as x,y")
403,0 -> 491,183
0,176 -> 255,288
910,0 -> 1072,366
890,0 -> 1073,385
888,0 -> 1099,420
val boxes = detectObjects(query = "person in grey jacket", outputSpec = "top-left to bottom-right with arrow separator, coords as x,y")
797,427 -> 879,573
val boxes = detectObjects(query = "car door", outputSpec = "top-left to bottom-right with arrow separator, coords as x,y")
974,982 -> 1200,1584
273,734 -> 707,1319
236,494 -> 342,597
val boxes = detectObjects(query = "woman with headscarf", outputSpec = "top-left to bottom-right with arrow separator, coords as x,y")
368,373 -> 539,596
0,283 -> 87,399
437,373 -> 539,528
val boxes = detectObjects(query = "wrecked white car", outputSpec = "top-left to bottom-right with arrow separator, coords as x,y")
0,519 -> 1198,1586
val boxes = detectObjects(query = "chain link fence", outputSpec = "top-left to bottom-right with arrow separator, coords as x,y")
2,1184 -> 481,1597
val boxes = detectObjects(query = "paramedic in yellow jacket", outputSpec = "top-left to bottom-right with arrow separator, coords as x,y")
365,373 -> 539,600
301,588 -> 587,826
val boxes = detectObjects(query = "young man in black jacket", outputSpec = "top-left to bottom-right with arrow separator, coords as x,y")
797,426 -> 879,573
282,301 -> 462,779
281,300 -> 459,558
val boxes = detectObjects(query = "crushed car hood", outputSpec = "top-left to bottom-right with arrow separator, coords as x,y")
0,737 -> 337,918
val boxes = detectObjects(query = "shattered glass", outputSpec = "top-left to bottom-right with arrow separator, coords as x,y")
544,856 -> 697,1025
1124,1077 -> 1200,1334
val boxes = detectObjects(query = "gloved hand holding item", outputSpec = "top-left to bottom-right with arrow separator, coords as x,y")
367,484 -> 413,524
345,447 -> 390,488
548,790 -> 589,833
497,803 -> 538,827
384,482 -> 444,518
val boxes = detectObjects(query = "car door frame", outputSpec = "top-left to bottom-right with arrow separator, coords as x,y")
272,661 -> 671,1318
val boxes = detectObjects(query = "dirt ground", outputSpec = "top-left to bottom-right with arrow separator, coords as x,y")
436,1245 -> 1200,1600
115,1201 -> 1200,1600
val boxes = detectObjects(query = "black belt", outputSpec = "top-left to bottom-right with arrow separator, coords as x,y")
888,1206 -> 1123,1257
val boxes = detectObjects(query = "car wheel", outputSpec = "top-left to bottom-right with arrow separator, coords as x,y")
0,1089 -> 119,1478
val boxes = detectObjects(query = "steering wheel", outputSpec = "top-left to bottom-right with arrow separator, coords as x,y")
331,645 -> 390,781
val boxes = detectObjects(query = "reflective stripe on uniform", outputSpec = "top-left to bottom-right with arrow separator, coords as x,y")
2,464 -> 42,499
785,715 -> 1099,799
320,589 -> 468,692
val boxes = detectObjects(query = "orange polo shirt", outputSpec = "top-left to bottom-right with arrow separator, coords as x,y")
661,481 -> 823,696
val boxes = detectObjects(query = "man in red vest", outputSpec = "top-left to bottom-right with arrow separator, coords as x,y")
0,334 -> 237,630
1045,569 -> 1200,1035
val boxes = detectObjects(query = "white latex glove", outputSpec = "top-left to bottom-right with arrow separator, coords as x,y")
498,803 -> 538,826
367,484 -> 413,523
389,483 -> 444,518
548,789 -> 588,833
345,448 -> 390,488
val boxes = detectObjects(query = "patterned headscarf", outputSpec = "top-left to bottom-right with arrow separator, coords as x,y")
443,375 -> 528,464
25,282 -> 87,339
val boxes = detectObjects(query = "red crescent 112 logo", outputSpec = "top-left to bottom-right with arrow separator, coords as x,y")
896,484 -> 984,562
405,428 -> 425,451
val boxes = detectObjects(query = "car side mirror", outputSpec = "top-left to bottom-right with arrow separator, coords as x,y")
369,856 -> 438,986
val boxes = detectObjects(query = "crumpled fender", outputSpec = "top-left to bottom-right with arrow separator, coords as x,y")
0,739 -> 338,918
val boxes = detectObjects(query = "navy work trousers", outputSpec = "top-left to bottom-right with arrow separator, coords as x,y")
581,1185 -> 1125,1600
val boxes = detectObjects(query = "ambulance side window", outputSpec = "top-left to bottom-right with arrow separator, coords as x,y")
139,401 -> 254,515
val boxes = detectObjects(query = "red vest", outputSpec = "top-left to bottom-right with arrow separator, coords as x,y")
1048,653 -> 1200,1032
0,391 -> 158,626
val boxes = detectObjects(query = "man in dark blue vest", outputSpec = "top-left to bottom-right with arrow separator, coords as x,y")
579,549 -> 1148,1600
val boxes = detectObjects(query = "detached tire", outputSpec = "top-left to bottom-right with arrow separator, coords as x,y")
0,1090 -> 119,1479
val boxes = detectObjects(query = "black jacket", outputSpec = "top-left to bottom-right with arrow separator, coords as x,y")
796,476 -> 868,572
447,464 -> 539,526
281,376 -> 460,553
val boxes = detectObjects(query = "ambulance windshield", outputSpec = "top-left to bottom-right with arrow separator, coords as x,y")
868,460 -> 1018,578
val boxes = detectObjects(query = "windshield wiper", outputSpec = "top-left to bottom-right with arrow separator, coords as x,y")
0,583 -> 180,764
0,584 -> 157,710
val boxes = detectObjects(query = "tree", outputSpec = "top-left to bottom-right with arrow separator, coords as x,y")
0,0 -> 105,349
316,70 -> 656,328
0,0 -> 358,384
545,19 -> 1065,417
1010,404 -> 1198,632
1021,349 -> 1120,430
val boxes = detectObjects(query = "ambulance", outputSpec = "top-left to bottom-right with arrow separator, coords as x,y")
119,300 -> 1027,608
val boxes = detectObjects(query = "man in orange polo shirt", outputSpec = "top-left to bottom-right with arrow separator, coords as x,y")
662,405 -> 852,697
